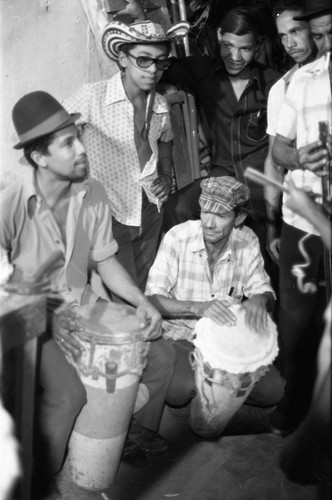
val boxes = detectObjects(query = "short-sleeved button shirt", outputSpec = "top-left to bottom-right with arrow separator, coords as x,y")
64,72 -> 173,227
145,220 -> 274,341
266,65 -> 299,137
276,56 -> 331,235
0,169 -> 118,305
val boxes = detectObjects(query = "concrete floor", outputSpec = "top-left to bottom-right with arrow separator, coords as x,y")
57,405 -> 319,500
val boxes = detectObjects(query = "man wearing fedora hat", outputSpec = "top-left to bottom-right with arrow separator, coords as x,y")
0,90 -> 166,495
145,176 -> 284,429
270,0 -> 331,436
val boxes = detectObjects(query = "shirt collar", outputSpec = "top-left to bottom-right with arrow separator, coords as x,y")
302,54 -> 329,75
189,222 -> 234,261
282,64 -> 299,87
24,167 -> 92,209
215,57 -> 265,92
22,168 -> 39,207
105,70 -> 169,114
105,71 -> 127,105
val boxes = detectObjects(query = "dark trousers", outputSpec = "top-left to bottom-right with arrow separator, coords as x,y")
35,336 -> 87,475
134,338 -> 177,432
164,339 -> 284,408
277,222 -> 327,417
112,200 -> 163,294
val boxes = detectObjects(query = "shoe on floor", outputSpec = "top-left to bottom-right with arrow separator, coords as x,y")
129,421 -> 168,454
122,437 -> 148,467
31,475 -> 62,499
269,408 -> 302,437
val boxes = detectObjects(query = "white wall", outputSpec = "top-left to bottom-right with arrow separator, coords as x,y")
0,0 -> 116,188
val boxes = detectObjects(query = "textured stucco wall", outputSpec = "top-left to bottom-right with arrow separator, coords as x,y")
0,0 -> 116,187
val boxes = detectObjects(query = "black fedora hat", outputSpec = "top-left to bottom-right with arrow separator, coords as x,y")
293,0 -> 331,21
12,91 -> 81,150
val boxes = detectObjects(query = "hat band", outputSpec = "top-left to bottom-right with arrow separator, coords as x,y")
17,109 -> 73,145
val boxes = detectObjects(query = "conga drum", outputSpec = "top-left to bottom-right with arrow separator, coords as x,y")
54,302 -> 150,490
189,304 -> 278,438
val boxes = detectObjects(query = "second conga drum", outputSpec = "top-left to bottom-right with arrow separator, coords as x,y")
55,302 -> 150,490
190,304 -> 279,438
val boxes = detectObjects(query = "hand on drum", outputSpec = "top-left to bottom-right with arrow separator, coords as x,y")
242,295 -> 268,333
136,299 -> 162,340
196,300 -> 237,326
53,308 -> 83,359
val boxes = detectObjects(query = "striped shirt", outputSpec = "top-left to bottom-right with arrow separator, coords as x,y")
64,71 -> 173,227
145,220 -> 274,341
276,55 -> 331,235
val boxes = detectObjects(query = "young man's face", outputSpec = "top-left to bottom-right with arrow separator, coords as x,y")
310,14 -> 332,56
38,125 -> 88,181
119,43 -> 169,91
219,32 -> 256,76
276,10 -> 315,64
201,209 -> 236,246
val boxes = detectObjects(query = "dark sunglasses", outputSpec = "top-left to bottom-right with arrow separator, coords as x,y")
127,53 -> 171,71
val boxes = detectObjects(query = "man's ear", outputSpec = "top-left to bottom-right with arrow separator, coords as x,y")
234,211 -> 247,227
118,51 -> 128,71
216,27 -> 223,44
30,150 -> 47,168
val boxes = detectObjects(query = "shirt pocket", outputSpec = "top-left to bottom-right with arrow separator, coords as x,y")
246,110 -> 267,143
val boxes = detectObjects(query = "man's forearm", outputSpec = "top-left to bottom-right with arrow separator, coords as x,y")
272,134 -> 300,171
158,140 -> 173,180
261,292 -> 275,312
148,294 -> 200,318
264,142 -> 284,224
97,256 -> 149,307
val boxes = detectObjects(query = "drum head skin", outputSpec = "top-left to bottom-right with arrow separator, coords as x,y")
193,305 -> 278,373
76,302 -> 147,343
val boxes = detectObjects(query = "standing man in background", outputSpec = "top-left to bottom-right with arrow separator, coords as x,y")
64,19 -> 188,294
264,0 -> 317,264
163,5 -> 280,279
270,0 -> 331,436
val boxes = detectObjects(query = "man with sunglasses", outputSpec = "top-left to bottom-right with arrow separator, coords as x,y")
64,20 -> 181,293
64,19 -> 189,463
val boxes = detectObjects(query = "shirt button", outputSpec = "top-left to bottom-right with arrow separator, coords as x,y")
68,287 -> 72,292
211,294 -> 215,298
55,240 -> 60,245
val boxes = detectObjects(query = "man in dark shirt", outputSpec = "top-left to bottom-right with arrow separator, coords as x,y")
163,6 -> 280,267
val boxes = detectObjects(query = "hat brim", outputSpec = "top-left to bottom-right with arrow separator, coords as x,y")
14,112 -> 81,150
102,21 -> 190,61
293,7 -> 331,20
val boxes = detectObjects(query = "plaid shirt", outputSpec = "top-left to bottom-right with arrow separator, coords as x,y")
276,55 -> 331,234
64,72 -> 172,227
145,220 -> 274,341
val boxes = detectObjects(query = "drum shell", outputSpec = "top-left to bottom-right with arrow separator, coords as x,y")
56,303 -> 149,491
189,348 -> 268,438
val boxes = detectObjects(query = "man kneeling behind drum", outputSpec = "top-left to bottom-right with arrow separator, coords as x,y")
145,176 -> 285,435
